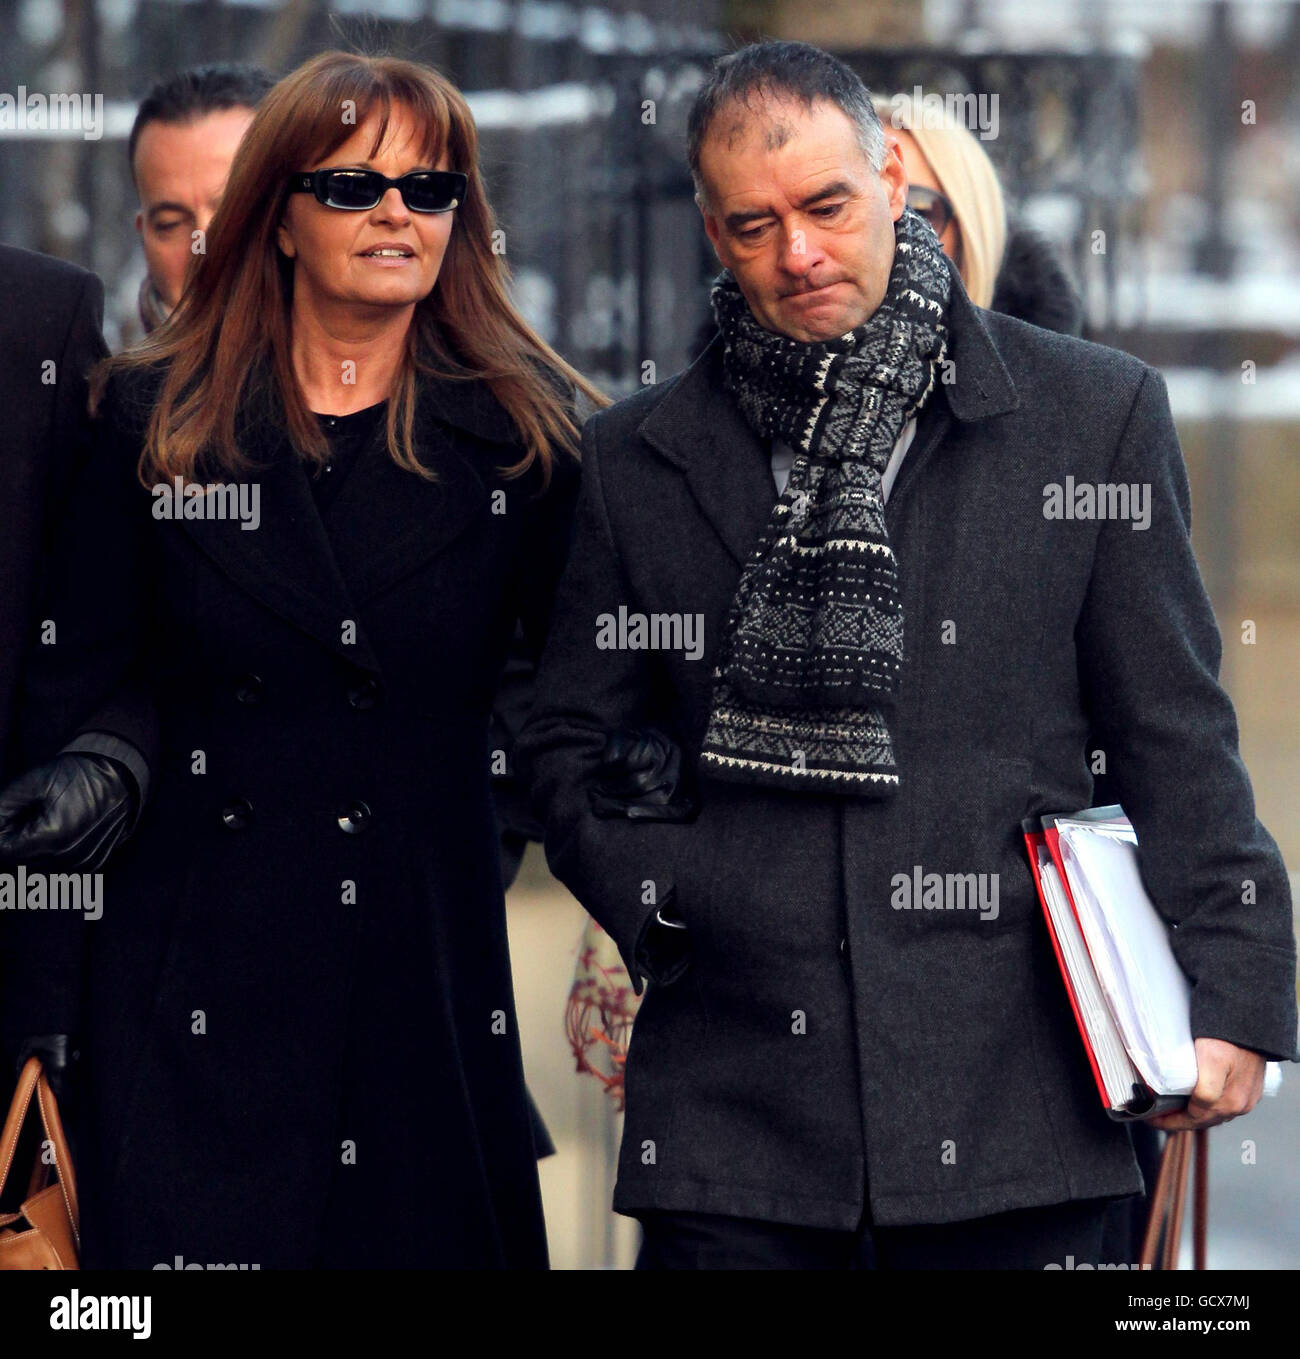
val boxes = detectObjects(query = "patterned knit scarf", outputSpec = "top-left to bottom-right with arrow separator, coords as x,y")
700,206 -> 952,796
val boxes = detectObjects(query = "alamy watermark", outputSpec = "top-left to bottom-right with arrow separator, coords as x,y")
49,1292 -> 150,1339
891,866 -> 999,921
888,85 -> 999,142
153,1254 -> 261,1270
0,869 -> 102,920
152,477 -> 261,530
596,605 -> 704,660
1043,477 -> 1151,530
0,87 -> 103,140
1044,1255 -> 1152,1270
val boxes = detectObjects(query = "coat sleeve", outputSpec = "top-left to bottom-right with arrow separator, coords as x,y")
0,373 -> 159,1038
518,411 -> 685,995
46,272 -> 109,516
1074,363 -> 1298,1062
45,283 -> 153,803
18,372 -> 160,774
512,444 -> 580,680
489,439 -> 582,854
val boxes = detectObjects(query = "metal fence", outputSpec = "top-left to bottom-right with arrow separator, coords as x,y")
0,0 -> 1151,392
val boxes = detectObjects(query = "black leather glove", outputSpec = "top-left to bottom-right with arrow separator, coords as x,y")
0,751 -> 137,871
588,728 -> 697,823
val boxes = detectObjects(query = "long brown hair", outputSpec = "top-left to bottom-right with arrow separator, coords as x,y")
98,51 -> 606,486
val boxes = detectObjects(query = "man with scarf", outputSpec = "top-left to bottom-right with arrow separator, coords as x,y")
522,41 -> 1297,1269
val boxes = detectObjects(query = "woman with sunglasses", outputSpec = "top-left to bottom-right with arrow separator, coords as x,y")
0,51 -> 601,1269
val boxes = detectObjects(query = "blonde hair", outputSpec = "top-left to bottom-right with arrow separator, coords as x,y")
873,93 -> 1006,309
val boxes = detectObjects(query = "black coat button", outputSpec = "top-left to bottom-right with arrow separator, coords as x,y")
347,677 -> 381,710
337,801 -> 372,834
235,674 -> 264,705
839,937 -> 848,960
221,798 -> 253,830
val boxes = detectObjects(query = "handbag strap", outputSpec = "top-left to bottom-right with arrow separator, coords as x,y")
0,1056 -> 79,1246
1139,1129 -> 1208,1270
0,1056 -> 41,1200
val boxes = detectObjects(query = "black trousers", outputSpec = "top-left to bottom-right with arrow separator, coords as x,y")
635,1195 -> 1123,1270
1101,1121 -> 1163,1262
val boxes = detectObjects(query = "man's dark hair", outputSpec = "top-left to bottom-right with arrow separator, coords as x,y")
128,63 -> 276,180
687,40 -> 886,203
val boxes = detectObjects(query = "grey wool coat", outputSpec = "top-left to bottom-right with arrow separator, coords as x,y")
520,257 -> 1298,1232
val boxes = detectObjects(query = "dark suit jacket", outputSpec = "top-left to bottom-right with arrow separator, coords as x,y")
521,258 -> 1298,1231
0,245 -> 106,778
9,362 -> 576,1267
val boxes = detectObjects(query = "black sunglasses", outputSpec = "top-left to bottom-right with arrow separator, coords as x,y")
287,168 -> 468,214
907,185 -> 955,238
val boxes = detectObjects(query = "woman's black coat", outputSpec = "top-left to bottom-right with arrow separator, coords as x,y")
14,364 -> 577,1269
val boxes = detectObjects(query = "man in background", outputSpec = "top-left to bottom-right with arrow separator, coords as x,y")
129,63 -> 274,332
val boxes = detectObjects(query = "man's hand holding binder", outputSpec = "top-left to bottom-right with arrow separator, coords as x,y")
1147,1037 -> 1267,1132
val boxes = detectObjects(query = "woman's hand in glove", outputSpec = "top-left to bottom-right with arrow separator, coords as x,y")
588,727 -> 697,822
0,751 -> 138,871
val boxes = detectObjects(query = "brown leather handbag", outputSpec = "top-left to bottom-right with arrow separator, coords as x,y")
1139,1128 -> 1208,1270
0,1056 -> 80,1269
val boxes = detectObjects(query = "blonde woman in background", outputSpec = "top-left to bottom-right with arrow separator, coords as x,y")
874,91 -> 1005,307
874,90 -> 1083,336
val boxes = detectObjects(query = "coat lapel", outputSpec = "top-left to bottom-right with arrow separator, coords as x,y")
172,373 -> 507,673
321,381 -> 496,606
933,254 -> 1019,422
174,424 -> 383,673
638,336 -> 778,568
882,260 -> 1020,512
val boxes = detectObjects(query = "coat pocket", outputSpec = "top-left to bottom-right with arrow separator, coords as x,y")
564,810 -> 691,986
668,781 -> 843,978
902,754 -> 1037,930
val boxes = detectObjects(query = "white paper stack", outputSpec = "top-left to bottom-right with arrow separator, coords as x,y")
1034,806 -> 1281,1119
